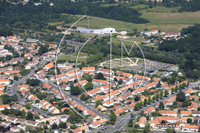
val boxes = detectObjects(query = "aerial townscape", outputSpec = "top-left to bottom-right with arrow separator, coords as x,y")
1,0 -> 200,133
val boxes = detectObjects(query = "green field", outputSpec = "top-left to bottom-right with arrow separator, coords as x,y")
73,6 -> 200,32
57,52 -> 89,62
112,37 -> 144,46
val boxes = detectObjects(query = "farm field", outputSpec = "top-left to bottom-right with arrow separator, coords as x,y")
73,6 -> 200,32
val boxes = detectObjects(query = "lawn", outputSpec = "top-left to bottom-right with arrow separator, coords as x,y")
57,52 -> 89,62
72,8 -> 200,32
112,37 -> 144,46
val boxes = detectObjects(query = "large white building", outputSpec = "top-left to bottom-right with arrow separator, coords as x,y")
94,28 -> 116,34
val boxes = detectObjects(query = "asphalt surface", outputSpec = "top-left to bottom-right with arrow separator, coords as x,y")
8,54 -> 64,117
92,81 -> 200,133
45,81 -> 109,119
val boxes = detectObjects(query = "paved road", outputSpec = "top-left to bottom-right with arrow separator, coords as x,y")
99,81 -> 200,133
46,81 -> 109,119
8,54 -> 64,117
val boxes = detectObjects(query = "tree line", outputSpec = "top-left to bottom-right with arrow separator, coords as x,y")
158,23 -> 200,79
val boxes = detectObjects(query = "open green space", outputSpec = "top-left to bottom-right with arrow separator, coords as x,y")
73,8 -> 200,32
57,52 -> 90,62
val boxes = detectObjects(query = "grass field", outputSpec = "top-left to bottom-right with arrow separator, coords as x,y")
112,37 -> 143,46
57,52 -> 89,62
73,6 -> 200,32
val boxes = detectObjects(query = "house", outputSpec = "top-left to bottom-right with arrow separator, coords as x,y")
103,100 -> 114,107
142,39 -> 150,44
82,67 -> 95,73
133,87 -> 145,95
72,125 -> 89,133
89,118 -> 108,128
74,80 -> 88,86
120,92 -> 132,100
10,127 -> 20,132
145,82 -> 157,89
0,79 -> 10,85
43,83 -> 52,90
98,68 -> 114,75
84,110 -> 100,119
180,111 -> 192,117
134,74 -> 150,81
117,35 -> 128,39
66,69 -> 80,77
144,107 -> 155,115
119,85 -> 132,92
88,88 -> 101,96
192,111 -> 200,117
56,73 -> 67,80
50,107 -> 60,114
115,107 -> 129,116
92,79 -> 108,85
182,124 -> 199,132
97,105 -> 107,111
51,88 -> 60,95
156,116 -> 179,123
28,95 -> 39,103
184,89 -> 194,96
0,104 -> 10,111
138,116 -> 147,128
12,103 -> 28,113
159,110 -> 177,117
75,104 -> 86,112
68,74 -> 81,81
187,102 -> 198,111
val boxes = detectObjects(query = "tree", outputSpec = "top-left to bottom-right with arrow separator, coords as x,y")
198,106 -> 200,111
52,123 -> 58,129
144,99 -> 147,106
95,100 -> 102,107
156,94 -> 159,101
35,99 -> 40,103
14,75 -> 18,80
171,88 -> 175,94
80,94 -> 87,101
128,119 -> 133,127
152,96 -> 156,102
2,94 -> 11,104
187,118 -> 192,123
175,85 -> 179,92
46,121 -> 49,124
134,95 -> 140,102
27,112 -> 33,120
148,95 -> 151,104
165,90 -> 169,97
25,103 -> 31,109
95,73 -> 105,80
176,91 -> 186,102
59,122 -> 66,128
12,94 -> 18,101
110,111 -> 116,124
118,79 -> 123,84
26,79 -> 40,86
84,82 -> 93,90
21,110 -> 26,119
156,81 -> 161,87
25,125 -> 33,132
165,128 -> 175,133
159,102 -> 164,110
160,91 -> 163,98
134,102 -> 140,111
70,86 -> 83,95
70,125 -> 76,129
143,124 -> 150,133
